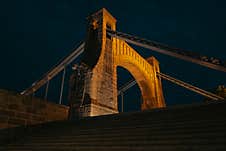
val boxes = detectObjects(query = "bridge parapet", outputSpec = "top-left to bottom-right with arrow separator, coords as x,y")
0,89 -> 68,129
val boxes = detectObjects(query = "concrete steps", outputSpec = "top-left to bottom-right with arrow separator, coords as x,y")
3,146 -> 226,151
1,102 -> 226,151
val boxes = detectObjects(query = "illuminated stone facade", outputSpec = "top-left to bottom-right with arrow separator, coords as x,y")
79,8 -> 165,117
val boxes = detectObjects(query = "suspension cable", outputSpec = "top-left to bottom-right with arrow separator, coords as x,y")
107,29 -> 226,73
118,72 -> 224,101
21,42 -> 85,95
157,72 -> 224,101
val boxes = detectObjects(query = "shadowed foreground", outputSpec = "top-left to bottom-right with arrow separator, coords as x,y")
1,101 -> 226,151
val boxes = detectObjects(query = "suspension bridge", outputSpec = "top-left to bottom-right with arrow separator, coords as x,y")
20,15 -> 225,110
1,8 -> 226,151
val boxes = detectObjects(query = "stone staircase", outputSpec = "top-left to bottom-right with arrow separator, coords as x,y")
1,102 -> 226,151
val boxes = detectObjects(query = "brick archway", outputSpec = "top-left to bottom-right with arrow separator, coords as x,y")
78,8 -> 165,117
114,38 -> 165,110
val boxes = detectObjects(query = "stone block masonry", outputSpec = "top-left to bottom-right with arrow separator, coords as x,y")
78,8 -> 165,117
0,89 -> 68,129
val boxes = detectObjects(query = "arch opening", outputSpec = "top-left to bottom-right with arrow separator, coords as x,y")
115,59 -> 157,110
117,66 -> 142,112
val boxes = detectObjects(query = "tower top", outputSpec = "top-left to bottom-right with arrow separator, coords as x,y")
88,8 -> 117,23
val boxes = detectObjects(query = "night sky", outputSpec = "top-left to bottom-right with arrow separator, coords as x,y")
1,0 -> 226,112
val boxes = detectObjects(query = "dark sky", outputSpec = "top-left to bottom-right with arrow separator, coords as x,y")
0,0 -> 226,111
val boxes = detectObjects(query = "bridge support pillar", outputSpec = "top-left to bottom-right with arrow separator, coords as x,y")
77,8 -> 119,117
69,8 -> 165,118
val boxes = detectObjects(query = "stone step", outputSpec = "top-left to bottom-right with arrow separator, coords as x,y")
29,117 -> 226,134
29,119 -> 226,137
7,140 -> 226,149
14,126 -> 225,147
24,131 -> 226,142
21,132 -> 225,147
2,144 -> 226,151
12,134 -> 225,147
36,102 -> 226,130
43,112 -> 225,129
29,127 -> 225,141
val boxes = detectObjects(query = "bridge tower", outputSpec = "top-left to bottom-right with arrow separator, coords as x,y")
74,8 -> 165,117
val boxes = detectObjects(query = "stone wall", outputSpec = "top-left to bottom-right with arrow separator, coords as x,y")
80,8 -> 118,117
0,89 -> 69,129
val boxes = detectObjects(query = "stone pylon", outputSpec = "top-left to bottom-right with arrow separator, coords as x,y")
71,8 -> 165,117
